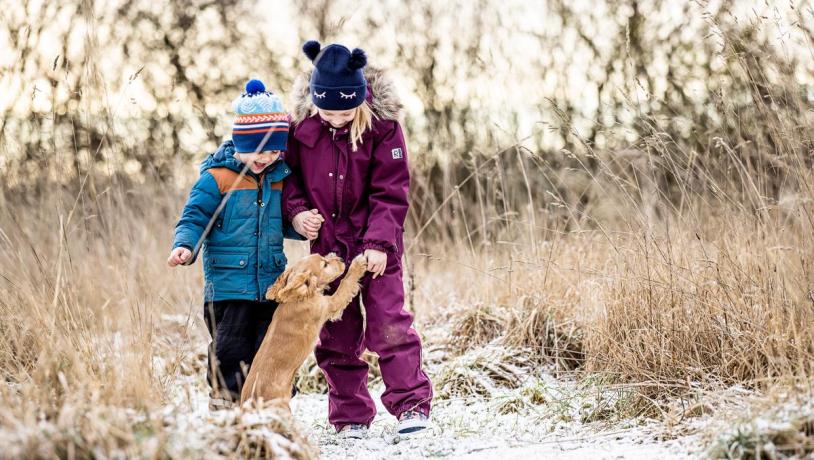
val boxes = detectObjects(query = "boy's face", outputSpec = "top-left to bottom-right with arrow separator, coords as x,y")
318,108 -> 356,128
233,150 -> 282,174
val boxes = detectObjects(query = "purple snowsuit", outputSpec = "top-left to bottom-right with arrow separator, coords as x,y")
283,67 -> 433,429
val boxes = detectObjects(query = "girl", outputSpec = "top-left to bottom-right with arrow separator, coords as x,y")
283,41 -> 433,438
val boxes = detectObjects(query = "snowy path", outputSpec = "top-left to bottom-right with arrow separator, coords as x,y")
290,388 -> 698,459
164,356 -> 702,458
161,315 -> 703,458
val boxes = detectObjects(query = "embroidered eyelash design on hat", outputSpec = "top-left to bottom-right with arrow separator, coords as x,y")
304,40 -> 367,110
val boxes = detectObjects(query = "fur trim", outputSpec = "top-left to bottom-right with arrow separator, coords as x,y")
291,66 -> 403,124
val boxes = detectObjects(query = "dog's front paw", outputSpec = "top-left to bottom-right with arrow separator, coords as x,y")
348,254 -> 367,277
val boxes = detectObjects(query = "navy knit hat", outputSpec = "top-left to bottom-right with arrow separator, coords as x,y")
303,40 -> 367,110
231,79 -> 289,153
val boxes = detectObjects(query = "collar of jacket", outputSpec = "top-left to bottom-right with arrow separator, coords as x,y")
293,115 -> 354,149
203,140 -> 291,182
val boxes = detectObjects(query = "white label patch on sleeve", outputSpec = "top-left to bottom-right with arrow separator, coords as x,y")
391,148 -> 403,159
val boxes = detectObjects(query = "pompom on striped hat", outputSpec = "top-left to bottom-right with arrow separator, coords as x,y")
231,79 -> 289,153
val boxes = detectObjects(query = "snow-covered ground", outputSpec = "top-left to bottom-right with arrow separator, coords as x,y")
159,313 -> 705,459
157,361 -> 814,460
289,383 -> 700,459
164,362 -> 702,459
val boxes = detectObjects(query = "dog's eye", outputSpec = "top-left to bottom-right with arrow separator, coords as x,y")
321,261 -> 327,268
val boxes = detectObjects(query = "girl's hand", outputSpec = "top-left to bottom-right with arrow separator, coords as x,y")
304,212 -> 325,228
168,247 -> 192,267
364,249 -> 387,279
293,209 -> 324,240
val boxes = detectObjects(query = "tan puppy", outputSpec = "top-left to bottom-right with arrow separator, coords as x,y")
240,253 -> 367,409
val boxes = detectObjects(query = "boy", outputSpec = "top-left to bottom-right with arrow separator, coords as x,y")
167,79 -> 322,409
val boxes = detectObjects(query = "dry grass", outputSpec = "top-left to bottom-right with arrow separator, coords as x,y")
446,303 -> 505,355
415,185 -> 813,411
434,345 -> 531,399
2,9 -> 814,453
0,186 -> 317,457
2,161 -> 812,454
502,294 -> 585,371
704,384 -> 814,459
211,407 -> 318,460
584,220 -> 814,397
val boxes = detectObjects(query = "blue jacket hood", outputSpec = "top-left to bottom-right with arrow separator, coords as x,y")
200,140 -> 244,174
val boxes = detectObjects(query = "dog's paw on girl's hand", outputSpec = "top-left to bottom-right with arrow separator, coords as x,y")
349,254 -> 368,274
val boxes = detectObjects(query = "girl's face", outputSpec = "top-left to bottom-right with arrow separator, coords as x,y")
318,108 -> 356,128
233,150 -> 281,174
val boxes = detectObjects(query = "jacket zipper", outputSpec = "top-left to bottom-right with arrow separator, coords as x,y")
330,128 -> 340,219
256,174 -> 264,300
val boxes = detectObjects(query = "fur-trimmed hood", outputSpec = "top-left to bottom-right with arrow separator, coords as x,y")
291,66 -> 403,124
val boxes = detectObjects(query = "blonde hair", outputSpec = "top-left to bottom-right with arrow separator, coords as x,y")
350,101 -> 374,151
312,101 -> 375,151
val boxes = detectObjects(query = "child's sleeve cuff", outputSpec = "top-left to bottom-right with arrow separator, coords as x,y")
359,239 -> 396,254
286,205 -> 310,222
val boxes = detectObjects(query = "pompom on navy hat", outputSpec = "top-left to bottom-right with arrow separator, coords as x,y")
231,79 -> 289,153
302,40 -> 367,110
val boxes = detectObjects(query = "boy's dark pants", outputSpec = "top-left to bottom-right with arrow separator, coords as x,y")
203,299 -> 278,401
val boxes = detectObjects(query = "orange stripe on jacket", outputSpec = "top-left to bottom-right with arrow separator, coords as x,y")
208,169 -> 284,194
208,168 -> 257,193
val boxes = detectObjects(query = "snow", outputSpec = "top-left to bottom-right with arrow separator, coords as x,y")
155,362 -> 702,459
154,316 -> 704,459
288,382 -> 700,459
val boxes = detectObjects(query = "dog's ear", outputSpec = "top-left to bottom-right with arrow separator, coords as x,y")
275,272 -> 314,302
265,267 -> 292,301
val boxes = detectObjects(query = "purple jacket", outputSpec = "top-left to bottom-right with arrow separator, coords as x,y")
283,67 -> 409,257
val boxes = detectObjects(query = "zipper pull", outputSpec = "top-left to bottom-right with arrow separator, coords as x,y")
256,175 -> 264,206
331,127 -> 336,140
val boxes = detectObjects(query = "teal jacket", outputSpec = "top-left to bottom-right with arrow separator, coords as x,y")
173,141 -> 300,302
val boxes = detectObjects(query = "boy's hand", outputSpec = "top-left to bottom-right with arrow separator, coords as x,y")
293,209 -> 324,240
167,247 -> 192,267
364,249 -> 387,279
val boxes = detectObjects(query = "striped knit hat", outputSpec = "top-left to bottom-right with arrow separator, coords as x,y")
231,79 -> 289,153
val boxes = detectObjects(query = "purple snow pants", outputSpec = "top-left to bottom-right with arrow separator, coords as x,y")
314,251 -> 433,430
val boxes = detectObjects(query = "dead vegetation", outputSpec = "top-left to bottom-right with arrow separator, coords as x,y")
434,345 -> 531,399
447,303 -> 505,355
583,224 -> 814,399
503,295 -> 584,371
704,386 -> 814,459
211,407 -> 318,460
2,1 -> 814,457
